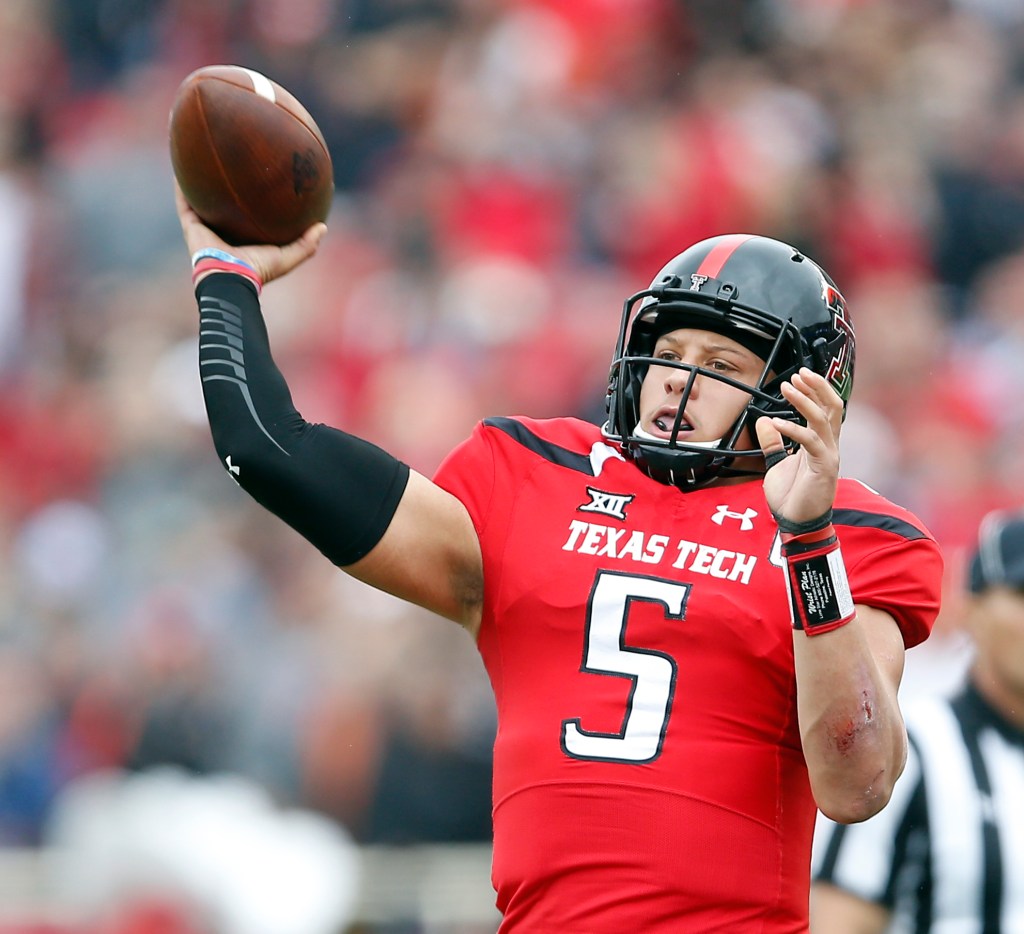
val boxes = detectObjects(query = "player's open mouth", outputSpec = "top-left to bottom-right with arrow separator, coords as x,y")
651,409 -> 693,437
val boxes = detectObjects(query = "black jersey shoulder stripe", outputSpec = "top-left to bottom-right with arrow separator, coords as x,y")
483,416 -> 597,476
832,508 -> 930,542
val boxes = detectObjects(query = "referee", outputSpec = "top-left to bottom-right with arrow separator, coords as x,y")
811,508 -> 1024,934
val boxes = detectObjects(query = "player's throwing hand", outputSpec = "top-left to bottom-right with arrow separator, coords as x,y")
174,181 -> 326,287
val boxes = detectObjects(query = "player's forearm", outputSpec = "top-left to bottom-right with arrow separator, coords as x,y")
195,272 -> 409,567
794,610 -> 907,823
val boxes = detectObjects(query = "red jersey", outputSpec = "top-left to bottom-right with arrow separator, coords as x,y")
432,416 -> 943,933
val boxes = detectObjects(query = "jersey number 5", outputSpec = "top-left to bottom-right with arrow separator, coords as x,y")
561,570 -> 689,764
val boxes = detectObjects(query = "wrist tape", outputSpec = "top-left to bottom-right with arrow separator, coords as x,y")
780,524 -> 855,636
772,507 -> 833,536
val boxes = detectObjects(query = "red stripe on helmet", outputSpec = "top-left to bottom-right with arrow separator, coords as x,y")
694,234 -> 756,279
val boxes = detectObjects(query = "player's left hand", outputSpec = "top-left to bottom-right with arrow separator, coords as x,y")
755,368 -> 844,526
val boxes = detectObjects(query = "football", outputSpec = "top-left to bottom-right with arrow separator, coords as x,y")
169,65 -> 334,245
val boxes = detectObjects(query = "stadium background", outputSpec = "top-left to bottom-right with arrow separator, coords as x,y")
0,0 -> 1022,930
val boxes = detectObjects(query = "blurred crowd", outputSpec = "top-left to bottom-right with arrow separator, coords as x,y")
1,0 -> 1023,900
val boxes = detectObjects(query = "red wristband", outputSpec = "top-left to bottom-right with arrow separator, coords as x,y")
781,525 -> 855,636
192,257 -> 263,295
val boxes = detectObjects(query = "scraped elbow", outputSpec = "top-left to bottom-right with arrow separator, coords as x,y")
815,775 -> 895,824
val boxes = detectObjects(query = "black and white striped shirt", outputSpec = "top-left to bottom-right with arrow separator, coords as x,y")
812,683 -> 1024,933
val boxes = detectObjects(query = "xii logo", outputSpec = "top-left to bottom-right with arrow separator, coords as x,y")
579,487 -> 635,521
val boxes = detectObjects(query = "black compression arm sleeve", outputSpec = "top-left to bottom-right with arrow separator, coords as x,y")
196,273 -> 410,566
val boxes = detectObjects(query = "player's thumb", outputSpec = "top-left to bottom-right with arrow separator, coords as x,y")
755,416 -> 785,467
293,222 -> 327,262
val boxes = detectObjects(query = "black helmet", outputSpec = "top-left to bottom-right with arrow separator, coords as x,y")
603,233 -> 855,490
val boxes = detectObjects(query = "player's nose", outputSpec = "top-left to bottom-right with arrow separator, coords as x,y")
664,365 -> 699,398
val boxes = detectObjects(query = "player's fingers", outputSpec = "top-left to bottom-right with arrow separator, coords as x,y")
173,179 -> 205,228
781,378 -> 831,438
252,223 -> 327,284
772,418 -> 840,479
783,374 -> 842,448
770,416 -> 820,452
173,181 -> 196,232
795,368 -> 843,434
278,223 -> 327,268
301,222 -> 328,251
771,385 -> 837,462
173,179 -> 223,254
755,416 -> 787,469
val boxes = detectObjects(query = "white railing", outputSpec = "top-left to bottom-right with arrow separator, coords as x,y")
0,843 -> 501,931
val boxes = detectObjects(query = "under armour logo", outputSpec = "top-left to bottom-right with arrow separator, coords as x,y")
579,487 -> 634,521
711,505 -> 758,531
690,274 -> 709,290
225,456 -> 241,485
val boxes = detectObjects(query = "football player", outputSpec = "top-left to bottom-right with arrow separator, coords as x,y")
177,184 -> 943,933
